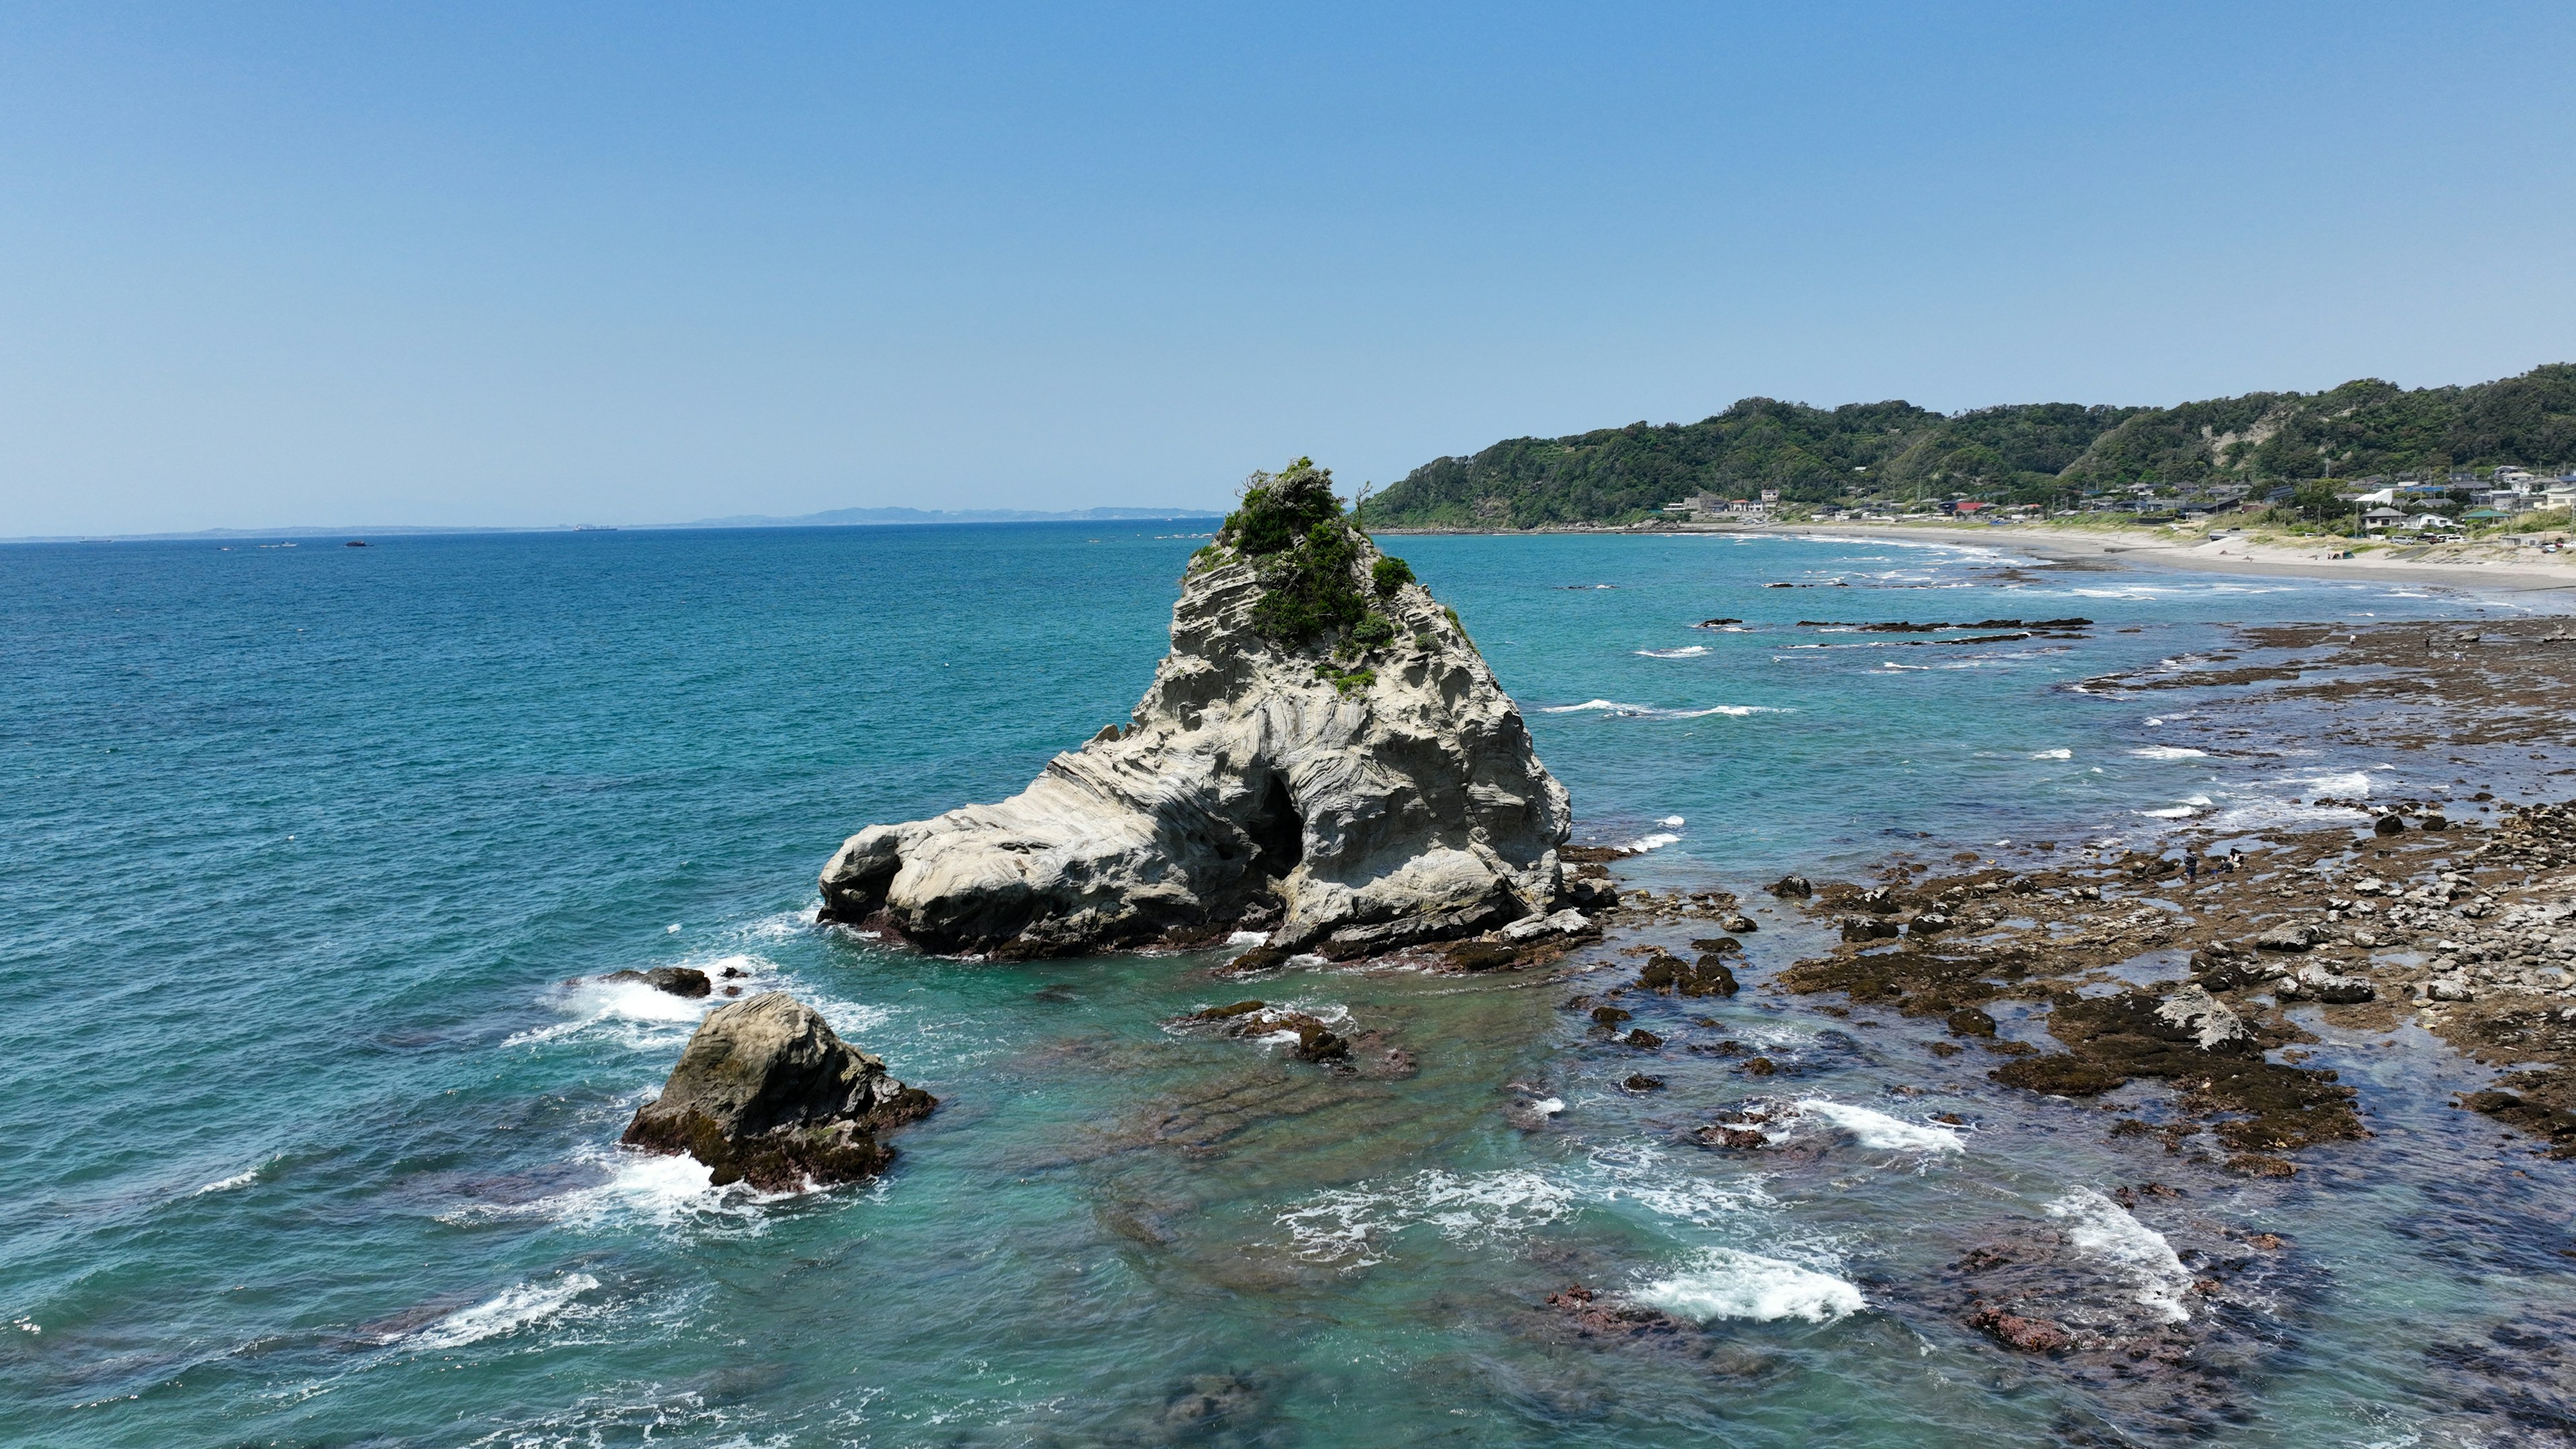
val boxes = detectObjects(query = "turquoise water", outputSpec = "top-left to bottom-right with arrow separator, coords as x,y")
5,524 -> 2570,1446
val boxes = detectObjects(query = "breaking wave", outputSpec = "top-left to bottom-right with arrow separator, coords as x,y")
2047,1187 -> 2193,1324
402,1273 -> 599,1351
1635,1249 -> 1864,1323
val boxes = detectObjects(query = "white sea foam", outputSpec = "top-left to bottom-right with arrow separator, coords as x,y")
1796,1099 -> 1964,1152
1635,645 -> 1711,659
404,1274 -> 599,1351
1658,815 -> 1685,827
2132,746 -> 2208,759
1275,1169 -> 1577,1267
195,1165 -> 264,1195
1226,930 -> 1268,946
2140,806 -> 2197,819
1543,698 -> 1654,714
2047,1187 -> 2193,1324
2031,748 -> 2072,760
1635,1249 -> 1864,1324
1623,832 -> 1681,853
1540,698 -> 1780,720
1662,704 -> 1778,718
2308,769 -> 2374,796
1531,1097 -> 1565,1116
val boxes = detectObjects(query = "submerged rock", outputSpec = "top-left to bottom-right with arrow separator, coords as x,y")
603,966 -> 713,998
817,461 -> 1570,959
621,992 -> 935,1191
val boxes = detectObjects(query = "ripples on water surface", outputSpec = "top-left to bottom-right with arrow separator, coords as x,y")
3,523 -> 2570,1446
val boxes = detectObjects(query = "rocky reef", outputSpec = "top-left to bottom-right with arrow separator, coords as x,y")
621,991 -> 935,1190
818,460 -> 1572,959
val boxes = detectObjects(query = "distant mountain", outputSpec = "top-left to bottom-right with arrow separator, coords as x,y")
1366,364 -> 2576,527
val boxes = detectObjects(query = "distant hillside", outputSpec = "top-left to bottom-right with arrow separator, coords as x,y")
1364,364 -> 2576,527
675,504 -> 1222,528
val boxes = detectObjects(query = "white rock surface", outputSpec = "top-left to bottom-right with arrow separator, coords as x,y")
818,535 -> 1571,957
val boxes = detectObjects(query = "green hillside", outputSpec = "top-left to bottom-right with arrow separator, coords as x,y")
1364,364 -> 2576,528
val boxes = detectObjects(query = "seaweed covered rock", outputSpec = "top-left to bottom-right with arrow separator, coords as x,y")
819,460 -> 1572,959
621,992 -> 934,1190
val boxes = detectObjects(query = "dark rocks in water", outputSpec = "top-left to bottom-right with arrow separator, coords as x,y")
1624,1028 -> 1663,1050
2464,1089 -> 2576,1157
1946,1006 -> 1998,1038
1622,1072 -> 1666,1091
1564,875 -> 1621,910
1841,915 -> 1900,942
1767,875 -> 1813,898
1990,1053 -> 2128,1096
1695,617 -> 1742,628
1691,936 -> 1744,955
1995,986 -> 2365,1152
1218,943 -> 1294,975
604,966 -> 712,998
1720,913 -> 1758,933
1966,1305 -> 2071,1354
1154,1374 -> 1260,1434
1590,1005 -> 1633,1026
2375,813 -> 2407,836
1908,912 -> 1952,936
1175,1001 -> 1351,1063
1638,950 -> 1739,998
1695,1124 -> 1768,1149
1448,939 -> 1523,972
621,991 -> 935,1191
1741,1056 -> 1778,1076
2420,813 -> 2449,831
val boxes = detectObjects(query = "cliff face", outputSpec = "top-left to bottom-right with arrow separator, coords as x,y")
818,488 -> 1570,959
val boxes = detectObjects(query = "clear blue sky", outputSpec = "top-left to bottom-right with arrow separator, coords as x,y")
5,3 -> 2571,535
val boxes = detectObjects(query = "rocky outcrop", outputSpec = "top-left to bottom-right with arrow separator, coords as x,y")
818,462 -> 1571,959
621,992 -> 934,1190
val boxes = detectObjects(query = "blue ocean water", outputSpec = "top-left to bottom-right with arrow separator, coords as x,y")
3,523 -> 2568,1446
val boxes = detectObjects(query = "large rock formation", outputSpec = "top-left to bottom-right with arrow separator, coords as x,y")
621,992 -> 935,1190
818,460 -> 1572,959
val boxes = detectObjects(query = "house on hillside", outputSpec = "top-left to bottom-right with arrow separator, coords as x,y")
2361,506 -> 2407,531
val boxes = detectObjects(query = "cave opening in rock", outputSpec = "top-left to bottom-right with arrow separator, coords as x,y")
1248,773 -> 1305,878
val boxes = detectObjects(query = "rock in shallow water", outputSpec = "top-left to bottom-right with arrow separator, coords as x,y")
816,494 -> 1570,960
621,992 -> 934,1191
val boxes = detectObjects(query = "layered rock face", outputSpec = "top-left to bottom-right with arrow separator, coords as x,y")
622,991 -> 935,1190
818,466 -> 1571,959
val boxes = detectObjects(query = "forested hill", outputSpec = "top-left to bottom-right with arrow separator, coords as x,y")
1362,364 -> 2576,527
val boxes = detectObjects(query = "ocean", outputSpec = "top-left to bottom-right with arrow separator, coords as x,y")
3,522 -> 2566,1446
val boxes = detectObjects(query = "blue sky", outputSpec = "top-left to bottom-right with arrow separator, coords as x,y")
4,3 -> 2571,534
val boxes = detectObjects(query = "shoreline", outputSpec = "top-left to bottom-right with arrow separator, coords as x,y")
1377,519 -> 2576,599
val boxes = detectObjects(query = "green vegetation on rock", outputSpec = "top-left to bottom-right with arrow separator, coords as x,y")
1366,364 -> 2576,525
1220,458 -> 1375,646
1371,555 -> 1415,595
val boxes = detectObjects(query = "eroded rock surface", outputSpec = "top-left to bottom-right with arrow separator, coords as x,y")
621,991 -> 934,1190
818,465 -> 1570,959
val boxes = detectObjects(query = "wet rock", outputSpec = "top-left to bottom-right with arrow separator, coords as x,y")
2255,923 -> 2318,952
1966,1306 -> 2071,1354
1501,908 -> 1594,942
1638,950 -> 1739,998
604,966 -> 714,998
2290,964 -> 2375,1004
1622,1073 -> 1666,1092
1155,1374 -> 1260,1433
1946,1006 -> 1998,1038
1721,914 -> 1758,932
1767,875 -> 1813,898
1447,940 -> 1523,972
621,991 -> 936,1191
1590,1005 -> 1633,1027
1625,1028 -> 1664,1050
1909,912 -> 1953,936
2375,814 -> 2406,836
1741,1056 -> 1778,1076
1841,915 -> 1902,942
1991,1053 -> 2129,1096
2151,984 -> 2253,1049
